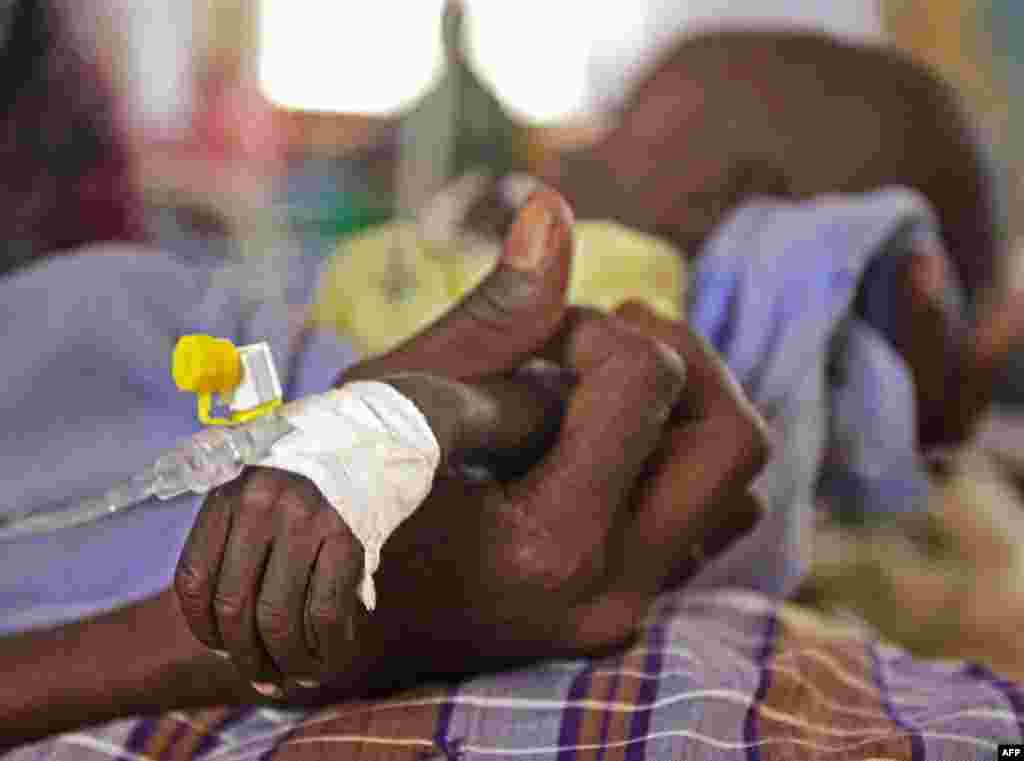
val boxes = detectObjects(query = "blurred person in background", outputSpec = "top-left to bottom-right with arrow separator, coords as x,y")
0,0 -> 148,276
538,25 -> 1024,451
122,0 -> 289,241
582,0 -> 884,114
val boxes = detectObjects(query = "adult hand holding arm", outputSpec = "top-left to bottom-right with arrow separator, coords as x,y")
0,190 -> 571,748
0,189 -> 768,749
173,189 -> 769,692
367,300 -> 769,671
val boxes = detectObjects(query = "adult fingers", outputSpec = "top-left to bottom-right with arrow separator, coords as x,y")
658,490 -> 765,590
255,482 -> 353,688
305,529 -> 366,676
341,188 -> 575,383
502,309 -> 687,601
209,468 -> 289,694
613,301 -> 770,593
174,484 -> 237,654
616,300 -> 757,423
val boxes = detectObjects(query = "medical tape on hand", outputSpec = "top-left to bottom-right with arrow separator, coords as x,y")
257,381 -> 441,610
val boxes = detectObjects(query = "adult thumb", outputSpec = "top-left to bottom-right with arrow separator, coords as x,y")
344,188 -> 575,382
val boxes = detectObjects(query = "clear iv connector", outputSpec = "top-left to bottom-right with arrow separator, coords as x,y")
146,413 -> 295,499
0,413 -> 295,540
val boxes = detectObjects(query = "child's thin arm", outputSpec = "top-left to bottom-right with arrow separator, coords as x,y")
891,244 -> 1016,448
0,587 -> 375,751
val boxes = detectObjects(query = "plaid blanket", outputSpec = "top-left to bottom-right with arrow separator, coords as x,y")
9,588 -> 1022,761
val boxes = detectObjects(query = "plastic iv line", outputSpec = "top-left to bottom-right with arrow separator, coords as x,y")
0,412 -> 295,541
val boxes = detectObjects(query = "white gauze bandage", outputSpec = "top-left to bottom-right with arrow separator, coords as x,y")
257,381 -> 441,610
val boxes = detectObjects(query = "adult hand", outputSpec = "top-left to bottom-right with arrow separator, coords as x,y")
174,189 -> 576,696
369,300 -> 769,671
174,188 -> 769,698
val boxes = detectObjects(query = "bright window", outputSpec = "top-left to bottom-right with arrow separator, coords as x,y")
259,0 -> 447,115
258,0 -> 642,123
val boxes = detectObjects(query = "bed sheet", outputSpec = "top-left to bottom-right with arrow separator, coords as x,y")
7,586 -> 1021,761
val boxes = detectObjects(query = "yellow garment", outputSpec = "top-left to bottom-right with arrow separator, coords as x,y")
569,221 -> 686,321
311,220 -> 687,357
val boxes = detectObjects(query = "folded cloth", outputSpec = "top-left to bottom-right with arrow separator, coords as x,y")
686,188 -> 964,598
0,244 -> 355,635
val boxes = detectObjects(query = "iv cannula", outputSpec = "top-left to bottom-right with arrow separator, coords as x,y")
0,413 -> 295,541
0,371 -> 573,542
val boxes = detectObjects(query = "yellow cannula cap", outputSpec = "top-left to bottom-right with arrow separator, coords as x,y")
172,334 -> 243,394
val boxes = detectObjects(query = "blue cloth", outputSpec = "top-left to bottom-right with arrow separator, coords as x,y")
686,188 -> 962,598
0,245 -> 356,635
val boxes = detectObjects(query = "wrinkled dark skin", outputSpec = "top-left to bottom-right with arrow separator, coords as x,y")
172,189 -> 769,697
1,189 -> 768,748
